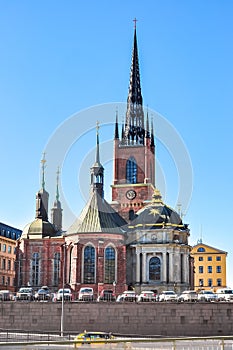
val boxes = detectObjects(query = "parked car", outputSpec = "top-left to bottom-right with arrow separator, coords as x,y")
97,289 -> 116,302
34,286 -> 52,301
158,291 -> 178,302
74,331 -> 114,348
0,290 -> 15,301
198,290 -> 218,302
116,290 -> 137,302
56,288 -> 72,301
78,287 -> 94,301
16,287 -> 34,301
178,290 -> 198,302
137,291 -> 157,302
216,288 -> 233,302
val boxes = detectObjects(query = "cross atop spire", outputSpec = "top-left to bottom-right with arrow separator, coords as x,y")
133,17 -> 138,29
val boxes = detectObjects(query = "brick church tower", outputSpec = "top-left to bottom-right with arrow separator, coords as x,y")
111,26 -> 155,222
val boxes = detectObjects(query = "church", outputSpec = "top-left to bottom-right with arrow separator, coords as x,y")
16,26 -> 192,296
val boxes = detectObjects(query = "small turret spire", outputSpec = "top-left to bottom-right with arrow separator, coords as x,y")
96,121 -> 100,165
41,152 -> 46,190
151,118 -> 155,149
90,122 -> 104,198
36,153 -> 49,221
51,166 -> 62,231
145,107 -> 150,138
114,109 -> 119,139
56,167 -> 60,201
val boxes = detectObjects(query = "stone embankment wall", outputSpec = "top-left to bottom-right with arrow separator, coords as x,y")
0,302 -> 233,337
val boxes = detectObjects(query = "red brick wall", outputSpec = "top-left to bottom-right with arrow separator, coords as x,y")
66,233 -> 127,295
112,139 -> 155,221
16,238 -> 64,290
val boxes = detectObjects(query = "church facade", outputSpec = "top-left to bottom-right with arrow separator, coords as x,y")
16,26 -> 192,296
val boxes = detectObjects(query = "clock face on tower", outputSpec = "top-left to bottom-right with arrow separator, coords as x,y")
126,190 -> 136,200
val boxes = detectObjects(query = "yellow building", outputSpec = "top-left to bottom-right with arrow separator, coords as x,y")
191,242 -> 227,292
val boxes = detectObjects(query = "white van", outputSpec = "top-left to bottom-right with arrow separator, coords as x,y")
216,288 -> 233,302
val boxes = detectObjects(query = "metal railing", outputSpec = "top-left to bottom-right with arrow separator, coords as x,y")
0,331 -> 233,349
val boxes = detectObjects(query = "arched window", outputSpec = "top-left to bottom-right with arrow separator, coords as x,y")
53,252 -> 60,286
126,157 -> 137,184
32,252 -> 40,286
104,247 -> 116,283
149,257 -> 161,281
84,245 -> 95,284
197,247 -> 205,252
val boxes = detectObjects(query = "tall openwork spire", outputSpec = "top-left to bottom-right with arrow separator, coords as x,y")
124,19 -> 144,144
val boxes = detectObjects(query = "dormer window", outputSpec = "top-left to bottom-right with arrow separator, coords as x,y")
197,247 -> 205,252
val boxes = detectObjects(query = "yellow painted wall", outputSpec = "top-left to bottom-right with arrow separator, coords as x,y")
0,236 -> 16,291
191,243 -> 227,292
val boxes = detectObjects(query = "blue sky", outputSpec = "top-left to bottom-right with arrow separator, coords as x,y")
1,1 -> 233,286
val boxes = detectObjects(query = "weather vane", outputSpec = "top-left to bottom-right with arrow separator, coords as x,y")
133,18 -> 138,29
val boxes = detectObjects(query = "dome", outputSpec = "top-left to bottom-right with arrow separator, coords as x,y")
130,189 -> 185,230
21,218 -> 59,239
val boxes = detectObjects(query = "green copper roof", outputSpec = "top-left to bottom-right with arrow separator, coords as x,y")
66,190 -> 127,235
21,218 -> 61,239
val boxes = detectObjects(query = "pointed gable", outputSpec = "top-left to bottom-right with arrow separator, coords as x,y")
192,243 -> 227,255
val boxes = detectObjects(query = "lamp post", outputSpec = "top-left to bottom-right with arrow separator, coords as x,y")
60,243 -> 66,337
97,240 -> 104,298
113,281 -> 116,296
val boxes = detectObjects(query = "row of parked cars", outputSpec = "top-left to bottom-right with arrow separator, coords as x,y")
78,288 -> 233,303
77,288 -> 233,303
160,289 -> 233,302
13,286 -> 73,301
2,286 -> 233,303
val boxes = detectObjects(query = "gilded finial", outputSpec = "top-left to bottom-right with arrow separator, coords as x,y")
152,189 -> 163,204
